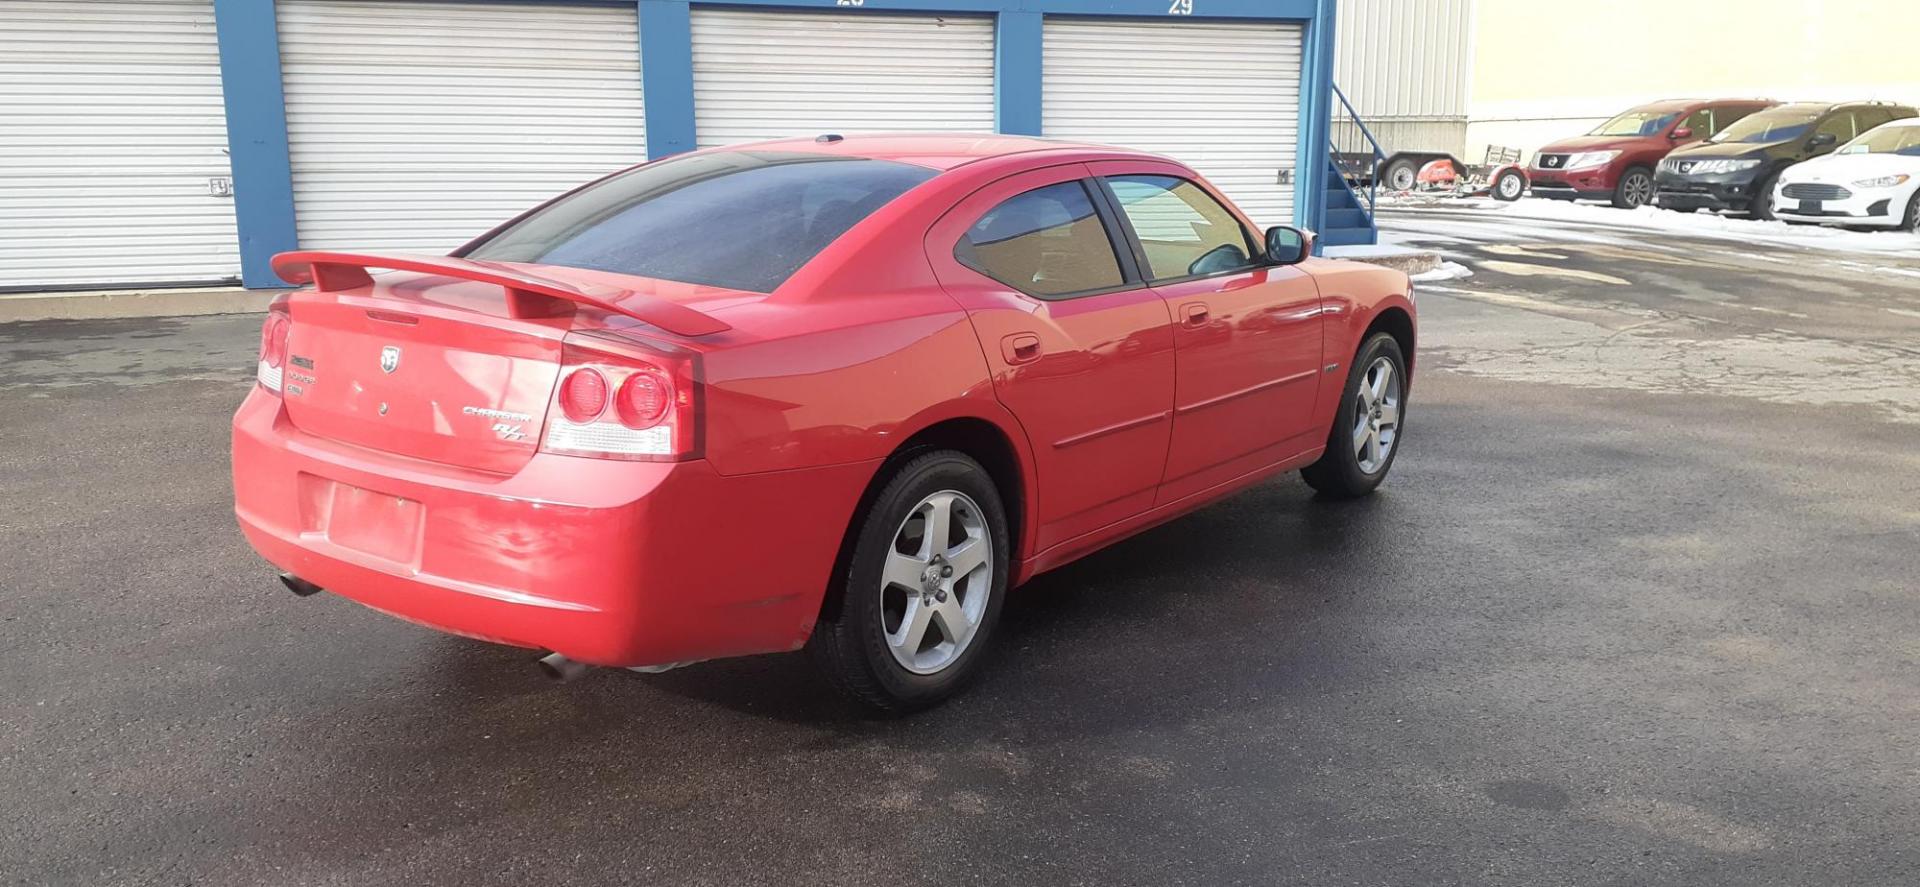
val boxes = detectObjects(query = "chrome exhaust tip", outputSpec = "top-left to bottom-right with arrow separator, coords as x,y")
278,573 -> 324,597
535,652 -> 592,682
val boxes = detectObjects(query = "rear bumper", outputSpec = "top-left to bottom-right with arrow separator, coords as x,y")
232,387 -> 876,666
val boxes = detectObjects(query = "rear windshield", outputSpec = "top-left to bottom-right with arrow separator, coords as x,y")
1589,110 -> 1679,137
465,151 -> 936,293
1708,108 -> 1822,144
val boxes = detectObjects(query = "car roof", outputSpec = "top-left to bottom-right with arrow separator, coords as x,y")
1764,100 -> 1910,113
1639,98 -> 1772,111
708,132 -> 1156,170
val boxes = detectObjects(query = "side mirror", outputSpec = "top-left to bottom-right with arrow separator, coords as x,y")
1809,132 -> 1838,149
1264,226 -> 1313,265
1671,127 -> 1694,140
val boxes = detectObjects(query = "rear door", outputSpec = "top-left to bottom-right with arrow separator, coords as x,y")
1090,161 -> 1325,506
925,164 -> 1177,552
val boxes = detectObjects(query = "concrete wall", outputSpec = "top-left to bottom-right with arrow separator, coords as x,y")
1467,0 -> 1920,162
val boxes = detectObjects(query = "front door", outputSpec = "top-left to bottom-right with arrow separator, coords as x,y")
1090,162 -> 1325,506
925,165 -> 1177,553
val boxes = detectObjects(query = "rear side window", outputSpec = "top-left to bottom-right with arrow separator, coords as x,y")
956,181 -> 1125,298
1104,175 -> 1257,281
1712,105 -> 1763,132
1854,107 -> 1894,130
465,151 -> 935,293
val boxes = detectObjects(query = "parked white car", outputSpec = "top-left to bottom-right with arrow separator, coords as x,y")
1771,118 -> 1920,229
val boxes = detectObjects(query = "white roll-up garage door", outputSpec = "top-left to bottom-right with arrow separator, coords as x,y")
0,0 -> 239,290
1044,19 -> 1302,228
277,0 -> 646,253
691,10 -> 994,148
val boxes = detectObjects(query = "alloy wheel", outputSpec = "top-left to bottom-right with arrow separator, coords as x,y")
1623,172 -> 1653,208
881,490 -> 992,675
1351,356 -> 1402,474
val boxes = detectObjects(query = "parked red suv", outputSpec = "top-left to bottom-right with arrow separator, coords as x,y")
1530,99 -> 1777,208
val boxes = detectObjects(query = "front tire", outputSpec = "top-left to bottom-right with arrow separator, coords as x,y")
1749,170 -> 1781,221
1302,333 -> 1408,499
1902,190 -> 1920,231
1612,167 -> 1654,209
1493,169 -> 1526,202
808,451 -> 1010,713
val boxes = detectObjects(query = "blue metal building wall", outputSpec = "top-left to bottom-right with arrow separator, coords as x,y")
213,0 -> 1335,287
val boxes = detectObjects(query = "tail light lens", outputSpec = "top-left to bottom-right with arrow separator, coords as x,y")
558,368 -> 609,423
615,368 -> 673,428
256,304 -> 292,393
539,331 -> 700,461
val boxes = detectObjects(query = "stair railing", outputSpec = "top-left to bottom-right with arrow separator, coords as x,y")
1329,83 -> 1384,220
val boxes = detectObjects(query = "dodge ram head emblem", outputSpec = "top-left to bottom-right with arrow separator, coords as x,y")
379,345 -> 401,374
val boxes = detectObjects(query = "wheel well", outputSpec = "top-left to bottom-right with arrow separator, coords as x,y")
1366,307 -> 1416,374
817,418 -> 1027,623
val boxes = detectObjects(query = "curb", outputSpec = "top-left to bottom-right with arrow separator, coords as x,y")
0,287 -> 285,324
1324,250 -> 1443,276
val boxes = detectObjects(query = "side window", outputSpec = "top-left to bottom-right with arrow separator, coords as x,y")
1679,107 -> 1714,136
1104,175 -> 1257,281
956,181 -> 1125,298
1815,112 -> 1856,143
1855,107 -> 1893,130
1715,105 -> 1762,132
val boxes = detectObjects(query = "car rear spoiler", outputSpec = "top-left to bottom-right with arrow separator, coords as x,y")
270,251 -> 732,337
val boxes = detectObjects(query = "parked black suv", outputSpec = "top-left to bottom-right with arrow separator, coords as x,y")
1653,101 -> 1918,219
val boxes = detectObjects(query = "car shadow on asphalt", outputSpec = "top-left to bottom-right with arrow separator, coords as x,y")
632,477 -> 1400,730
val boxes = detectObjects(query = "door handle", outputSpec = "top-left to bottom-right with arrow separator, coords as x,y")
1181,302 -> 1210,327
1002,333 -> 1042,365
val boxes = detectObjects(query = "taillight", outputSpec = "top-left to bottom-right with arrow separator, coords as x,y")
558,368 -> 609,423
256,305 -> 291,393
539,332 -> 700,461
615,368 -> 673,428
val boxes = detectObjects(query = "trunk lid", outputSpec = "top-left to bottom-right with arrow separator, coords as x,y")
268,252 -> 737,474
281,276 -> 570,474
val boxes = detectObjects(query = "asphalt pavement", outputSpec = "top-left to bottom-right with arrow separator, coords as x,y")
3,209 -> 1918,886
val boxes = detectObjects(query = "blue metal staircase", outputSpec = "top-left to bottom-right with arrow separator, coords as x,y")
1321,84 -> 1381,247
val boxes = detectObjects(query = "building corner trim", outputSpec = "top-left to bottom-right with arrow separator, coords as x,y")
994,11 -> 1042,136
639,0 -> 697,158
213,0 -> 298,289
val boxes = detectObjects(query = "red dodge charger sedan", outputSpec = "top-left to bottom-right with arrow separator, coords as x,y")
234,134 -> 1416,711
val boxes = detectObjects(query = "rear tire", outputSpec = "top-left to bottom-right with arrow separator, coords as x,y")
1612,167 -> 1654,209
1383,158 -> 1419,192
1493,170 -> 1526,202
808,451 -> 1010,714
1302,333 -> 1408,499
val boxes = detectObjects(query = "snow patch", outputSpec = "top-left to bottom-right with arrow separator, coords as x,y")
1411,261 -> 1473,283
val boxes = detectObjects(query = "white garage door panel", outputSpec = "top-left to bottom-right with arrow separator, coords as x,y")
692,10 -> 994,148
278,0 -> 646,253
1044,19 -> 1302,228
0,0 -> 239,289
